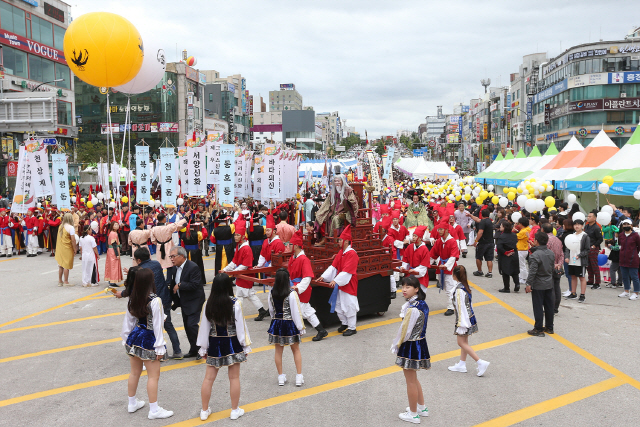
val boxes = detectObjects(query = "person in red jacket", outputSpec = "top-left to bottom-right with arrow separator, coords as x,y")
36,208 -> 45,254
0,208 -> 13,257
430,219 -> 460,316
402,226 -> 431,294
23,207 -> 40,257
256,214 -> 286,268
223,217 -> 270,321
318,225 -> 360,336
388,210 -> 409,260
373,204 -> 390,234
47,208 -> 61,257
288,229 -> 328,341
378,216 -> 399,297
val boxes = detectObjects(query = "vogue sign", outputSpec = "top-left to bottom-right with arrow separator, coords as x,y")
0,29 -> 67,65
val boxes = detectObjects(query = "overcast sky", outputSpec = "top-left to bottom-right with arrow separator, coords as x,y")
73,0 -> 639,138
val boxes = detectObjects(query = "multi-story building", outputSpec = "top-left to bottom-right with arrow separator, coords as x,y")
0,0 -> 76,191
204,73 -> 251,144
316,111 -> 341,146
269,84 -> 302,111
531,29 -> 640,151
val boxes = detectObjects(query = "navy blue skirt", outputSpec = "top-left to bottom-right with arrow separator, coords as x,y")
206,336 -> 247,368
268,319 -> 302,345
396,339 -> 431,370
125,326 -> 167,361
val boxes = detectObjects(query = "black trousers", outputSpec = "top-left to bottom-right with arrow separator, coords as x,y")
553,275 -> 561,311
502,274 -> 519,290
181,310 -> 201,354
531,288 -> 555,331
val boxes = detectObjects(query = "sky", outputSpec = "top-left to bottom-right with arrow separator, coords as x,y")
72,0 -> 640,138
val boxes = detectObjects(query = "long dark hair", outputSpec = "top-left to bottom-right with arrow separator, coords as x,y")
128,268 -> 155,319
271,268 -> 291,302
400,275 -> 425,301
453,265 -> 471,295
205,273 -> 235,326
124,265 -> 141,294
81,224 -> 90,238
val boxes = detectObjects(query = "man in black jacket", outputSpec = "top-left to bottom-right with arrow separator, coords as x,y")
117,248 -> 184,359
167,246 -> 205,359
585,210 -> 604,289
526,232 -> 556,337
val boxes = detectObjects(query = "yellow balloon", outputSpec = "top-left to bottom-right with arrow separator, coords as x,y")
544,196 -> 555,208
517,187 -> 523,193
488,191 -> 494,198
63,12 -> 144,87
121,196 -> 129,204
455,195 -> 461,201
87,201 -> 93,208
603,175 -> 614,187
507,192 -> 516,201
480,190 -> 488,199
71,181 -> 76,187
464,194 -> 471,201
80,198 -> 85,203
450,166 -> 455,171
491,196 -> 499,205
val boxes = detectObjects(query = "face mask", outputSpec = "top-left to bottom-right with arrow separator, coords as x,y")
623,226 -> 632,231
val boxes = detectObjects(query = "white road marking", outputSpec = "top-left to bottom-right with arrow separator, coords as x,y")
41,269 -> 60,275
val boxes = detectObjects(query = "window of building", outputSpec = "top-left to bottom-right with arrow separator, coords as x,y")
53,25 -> 65,50
30,15 -> 54,47
54,63 -> 70,88
593,58 -> 603,73
57,100 -> 71,125
607,111 -> 625,124
585,59 -> 592,74
1,46 -> 28,78
29,54 -> 55,83
0,1 -> 26,37
209,93 -> 213,102
578,60 -> 585,75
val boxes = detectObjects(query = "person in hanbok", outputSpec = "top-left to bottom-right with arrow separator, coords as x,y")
105,222 -> 123,286
55,213 -> 77,287
121,268 -> 173,420
391,276 -> 430,423
197,273 -> 251,422
404,189 -> 432,229
150,212 -> 187,269
79,225 -> 100,287
447,265 -> 490,377
128,218 -> 151,266
268,268 -> 306,386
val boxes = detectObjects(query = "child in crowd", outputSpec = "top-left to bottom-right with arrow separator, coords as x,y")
78,225 -> 100,287
391,276 -> 431,424
197,273 -> 251,421
606,238 -> 622,288
121,268 -> 173,420
268,268 -> 306,386
447,265 -> 490,377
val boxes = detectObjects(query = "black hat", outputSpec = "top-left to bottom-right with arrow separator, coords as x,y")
313,196 -> 324,202
215,212 -> 231,222
407,188 -> 424,197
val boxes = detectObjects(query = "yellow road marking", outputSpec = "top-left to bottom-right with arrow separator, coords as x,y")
472,377 -> 625,427
165,332 -> 531,426
469,280 -> 640,392
0,302 -> 499,407
0,257 -> 18,263
0,312 -> 125,335
0,290 -> 105,329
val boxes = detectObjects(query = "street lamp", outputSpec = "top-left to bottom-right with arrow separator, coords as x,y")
31,78 -> 63,92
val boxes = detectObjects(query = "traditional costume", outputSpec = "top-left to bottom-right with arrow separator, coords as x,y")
47,210 -> 61,255
390,295 -> 431,370
121,293 -> 167,361
196,298 -> 252,367
429,220 -> 460,311
105,230 -> 123,284
404,190 -> 431,229
387,211 -> 409,260
0,209 -> 13,257
267,289 -> 306,345
320,226 -> 360,333
402,226 -> 430,293
448,218 -> 468,255
128,227 -> 151,265
315,173 -> 359,239
150,218 -> 187,269
453,283 -> 478,336
79,233 -> 99,286
23,208 -> 39,256
256,215 -> 286,268
211,213 -> 234,274
247,214 -> 266,267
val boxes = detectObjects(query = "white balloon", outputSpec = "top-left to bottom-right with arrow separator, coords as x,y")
155,200 -> 162,207
565,234 -> 581,252
522,189 -> 529,195
499,197 -> 508,208
517,195 -> 528,208
90,220 -> 99,232
601,205 -> 613,215
598,183 -> 609,194
487,185 -> 494,191
464,186 -> 471,194
109,201 -> 116,209
71,196 -> 76,203
573,212 -> 586,222
596,212 -> 611,226
525,199 -> 537,213
567,194 -> 577,204
113,42 -> 166,94
97,192 -> 104,200
511,212 -> 522,223
536,199 -> 546,212
177,197 -> 184,206
634,190 -> 640,200
37,202 -> 42,208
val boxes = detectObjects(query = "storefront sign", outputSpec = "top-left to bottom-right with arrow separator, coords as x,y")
533,80 -> 568,104
608,72 -> 640,84
568,72 -> 608,88
7,161 -> 18,177
604,97 -> 640,110
185,66 -> 198,82
0,29 -> 66,65
544,104 -> 551,125
44,2 -> 65,22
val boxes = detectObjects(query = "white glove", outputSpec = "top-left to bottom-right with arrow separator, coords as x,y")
430,237 -> 436,245
21,220 -> 26,227
33,227 -> 37,232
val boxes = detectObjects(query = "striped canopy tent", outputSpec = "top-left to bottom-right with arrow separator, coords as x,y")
557,130 -> 619,181
569,125 -> 640,195
514,143 -> 559,181
476,152 -> 503,179
493,149 -> 529,184
535,136 -> 584,181
483,150 -> 515,182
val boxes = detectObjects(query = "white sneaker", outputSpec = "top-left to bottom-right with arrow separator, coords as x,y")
200,407 -> 211,421
562,290 -> 572,297
619,291 -> 630,298
295,374 -> 304,386
447,362 -> 467,373
278,374 -> 286,386
630,294 -> 639,301
406,406 -> 429,417
148,407 -> 174,419
128,399 -> 145,413
399,411 -> 421,424
477,359 -> 490,377
230,408 -> 244,420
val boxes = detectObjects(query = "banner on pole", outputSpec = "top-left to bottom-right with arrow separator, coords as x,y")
382,147 -> 395,180
253,155 -> 264,201
244,150 -> 253,198
11,146 -> 34,214
366,150 -> 382,193
178,148 -> 189,195
111,162 -> 121,203
51,153 -> 70,211
206,134 -> 223,185
188,145 -> 206,196
30,145 -> 53,197
160,148 -> 177,207
264,144 -> 281,200
219,144 -> 235,206
356,163 -> 363,181
136,146 -> 150,203
234,147 -> 245,198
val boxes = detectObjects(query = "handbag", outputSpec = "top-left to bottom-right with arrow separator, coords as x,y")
467,229 -> 475,246
553,265 -> 564,278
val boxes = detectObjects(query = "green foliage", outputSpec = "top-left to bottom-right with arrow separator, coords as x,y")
75,141 -> 110,165
375,140 -> 385,155
342,134 -> 362,150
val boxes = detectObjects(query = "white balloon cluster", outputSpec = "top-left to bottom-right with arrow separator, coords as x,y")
113,40 -> 166,94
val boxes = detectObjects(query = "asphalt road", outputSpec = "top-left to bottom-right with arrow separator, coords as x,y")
1,249 -> 639,427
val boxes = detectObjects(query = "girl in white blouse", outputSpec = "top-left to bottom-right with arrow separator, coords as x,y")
121,268 -> 173,420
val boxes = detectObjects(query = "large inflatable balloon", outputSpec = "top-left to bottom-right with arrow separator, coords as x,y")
63,12 -> 144,87
114,41 -> 166,94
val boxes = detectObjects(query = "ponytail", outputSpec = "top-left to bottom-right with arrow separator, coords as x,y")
400,275 -> 426,300
453,265 -> 471,295
81,224 -> 90,238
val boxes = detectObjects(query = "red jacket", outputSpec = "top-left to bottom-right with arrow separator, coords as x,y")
330,247 -> 359,296
402,243 -> 430,288
289,252 -> 314,303
231,242 -> 254,289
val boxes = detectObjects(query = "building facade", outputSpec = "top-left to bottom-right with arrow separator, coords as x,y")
269,83 -> 302,111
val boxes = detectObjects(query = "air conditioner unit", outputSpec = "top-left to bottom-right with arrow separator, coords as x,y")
621,93 -> 627,98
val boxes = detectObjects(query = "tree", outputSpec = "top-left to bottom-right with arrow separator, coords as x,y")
375,140 -> 385,156
341,134 -> 362,151
75,141 -> 110,165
